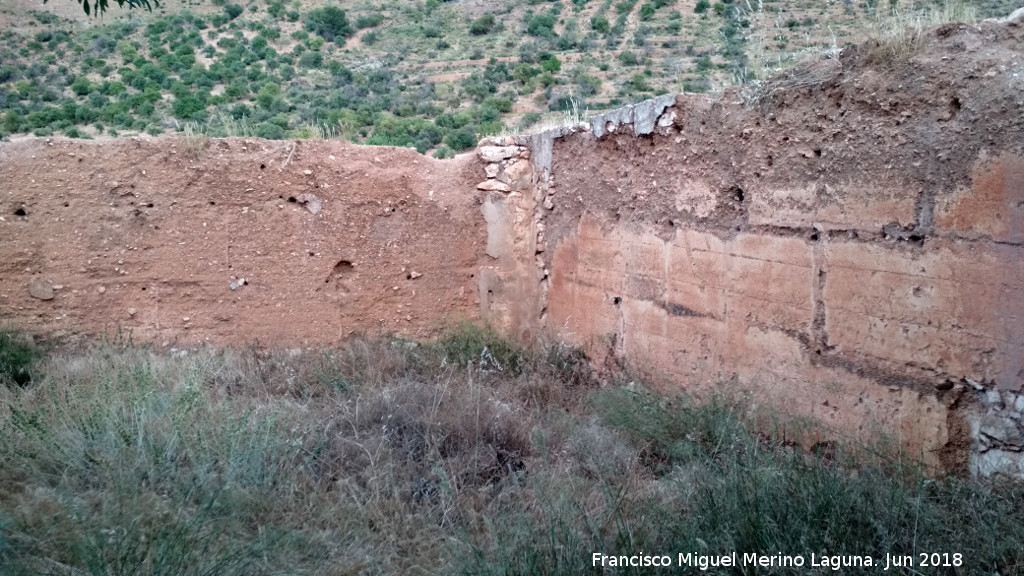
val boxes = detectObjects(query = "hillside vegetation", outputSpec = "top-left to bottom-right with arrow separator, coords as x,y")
0,0 -> 1017,154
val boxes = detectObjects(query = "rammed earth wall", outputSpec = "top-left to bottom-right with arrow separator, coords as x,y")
3,16 -> 1024,477
479,17 -> 1024,476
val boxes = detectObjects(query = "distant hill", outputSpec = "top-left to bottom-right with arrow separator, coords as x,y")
0,0 -> 1018,153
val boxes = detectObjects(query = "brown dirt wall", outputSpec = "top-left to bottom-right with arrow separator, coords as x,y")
536,17 -> 1024,472
0,137 -> 488,347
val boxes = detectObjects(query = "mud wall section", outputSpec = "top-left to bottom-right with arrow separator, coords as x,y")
3,20 -> 1024,477
479,21 -> 1024,476
0,138 -> 487,347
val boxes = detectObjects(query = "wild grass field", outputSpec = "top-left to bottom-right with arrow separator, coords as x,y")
0,0 -> 1019,153
1,325 -> 1022,575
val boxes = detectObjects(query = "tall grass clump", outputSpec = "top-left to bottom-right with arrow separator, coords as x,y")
0,326 -> 39,386
863,1 -> 977,67
0,325 -> 1022,575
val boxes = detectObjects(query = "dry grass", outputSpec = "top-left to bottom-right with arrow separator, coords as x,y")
1,326 -> 1022,575
741,0 -> 980,106
179,122 -> 208,160
862,1 -> 977,66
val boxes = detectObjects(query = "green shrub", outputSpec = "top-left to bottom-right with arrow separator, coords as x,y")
625,72 -> 651,91
355,12 -> 385,29
432,144 -> 454,159
590,14 -> 610,33
512,63 -> 540,84
173,95 -> 207,120
526,13 -> 557,37
695,0 -> 710,12
255,121 -> 285,138
517,111 -> 542,130
224,4 -> 243,20
297,50 -> 323,68
539,53 -> 561,72
482,96 -> 513,113
306,6 -> 353,42
683,76 -> 711,92
640,2 -> 656,19
696,53 -> 713,71
362,30 -> 380,45
443,126 -> 476,151
618,50 -> 639,65
70,76 -> 92,96
469,14 -> 496,35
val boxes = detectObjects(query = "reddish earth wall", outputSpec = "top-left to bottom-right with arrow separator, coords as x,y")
0,138 -> 487,346
479,16 -> 1024,475
2,16 -> 1023,476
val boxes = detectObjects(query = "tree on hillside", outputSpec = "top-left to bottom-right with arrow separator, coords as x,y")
48,0 -> 158,17
469,14 -> 496,35
305,6 -> 354,43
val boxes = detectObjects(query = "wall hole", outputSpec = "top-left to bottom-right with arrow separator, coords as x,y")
766,154 -> 774,167
260,163 -> 266,170
730,186 -> 745,203
612,296 -> 621,305
406,274 -> 412,280
326,260 -> 354,283
14,207 -> 26,216
810,232 -> 819,241
813,148 -> 822,158
209,201 -> 216,205
64,202 -> 70,208
287,197 -> 297,203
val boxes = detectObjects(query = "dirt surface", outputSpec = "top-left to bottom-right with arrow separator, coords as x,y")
0,137 -> 487,347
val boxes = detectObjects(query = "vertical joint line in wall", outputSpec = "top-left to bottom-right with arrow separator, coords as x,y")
616,299 -> 627,357
916,185 -> 937,237
811,241 -> 829,355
